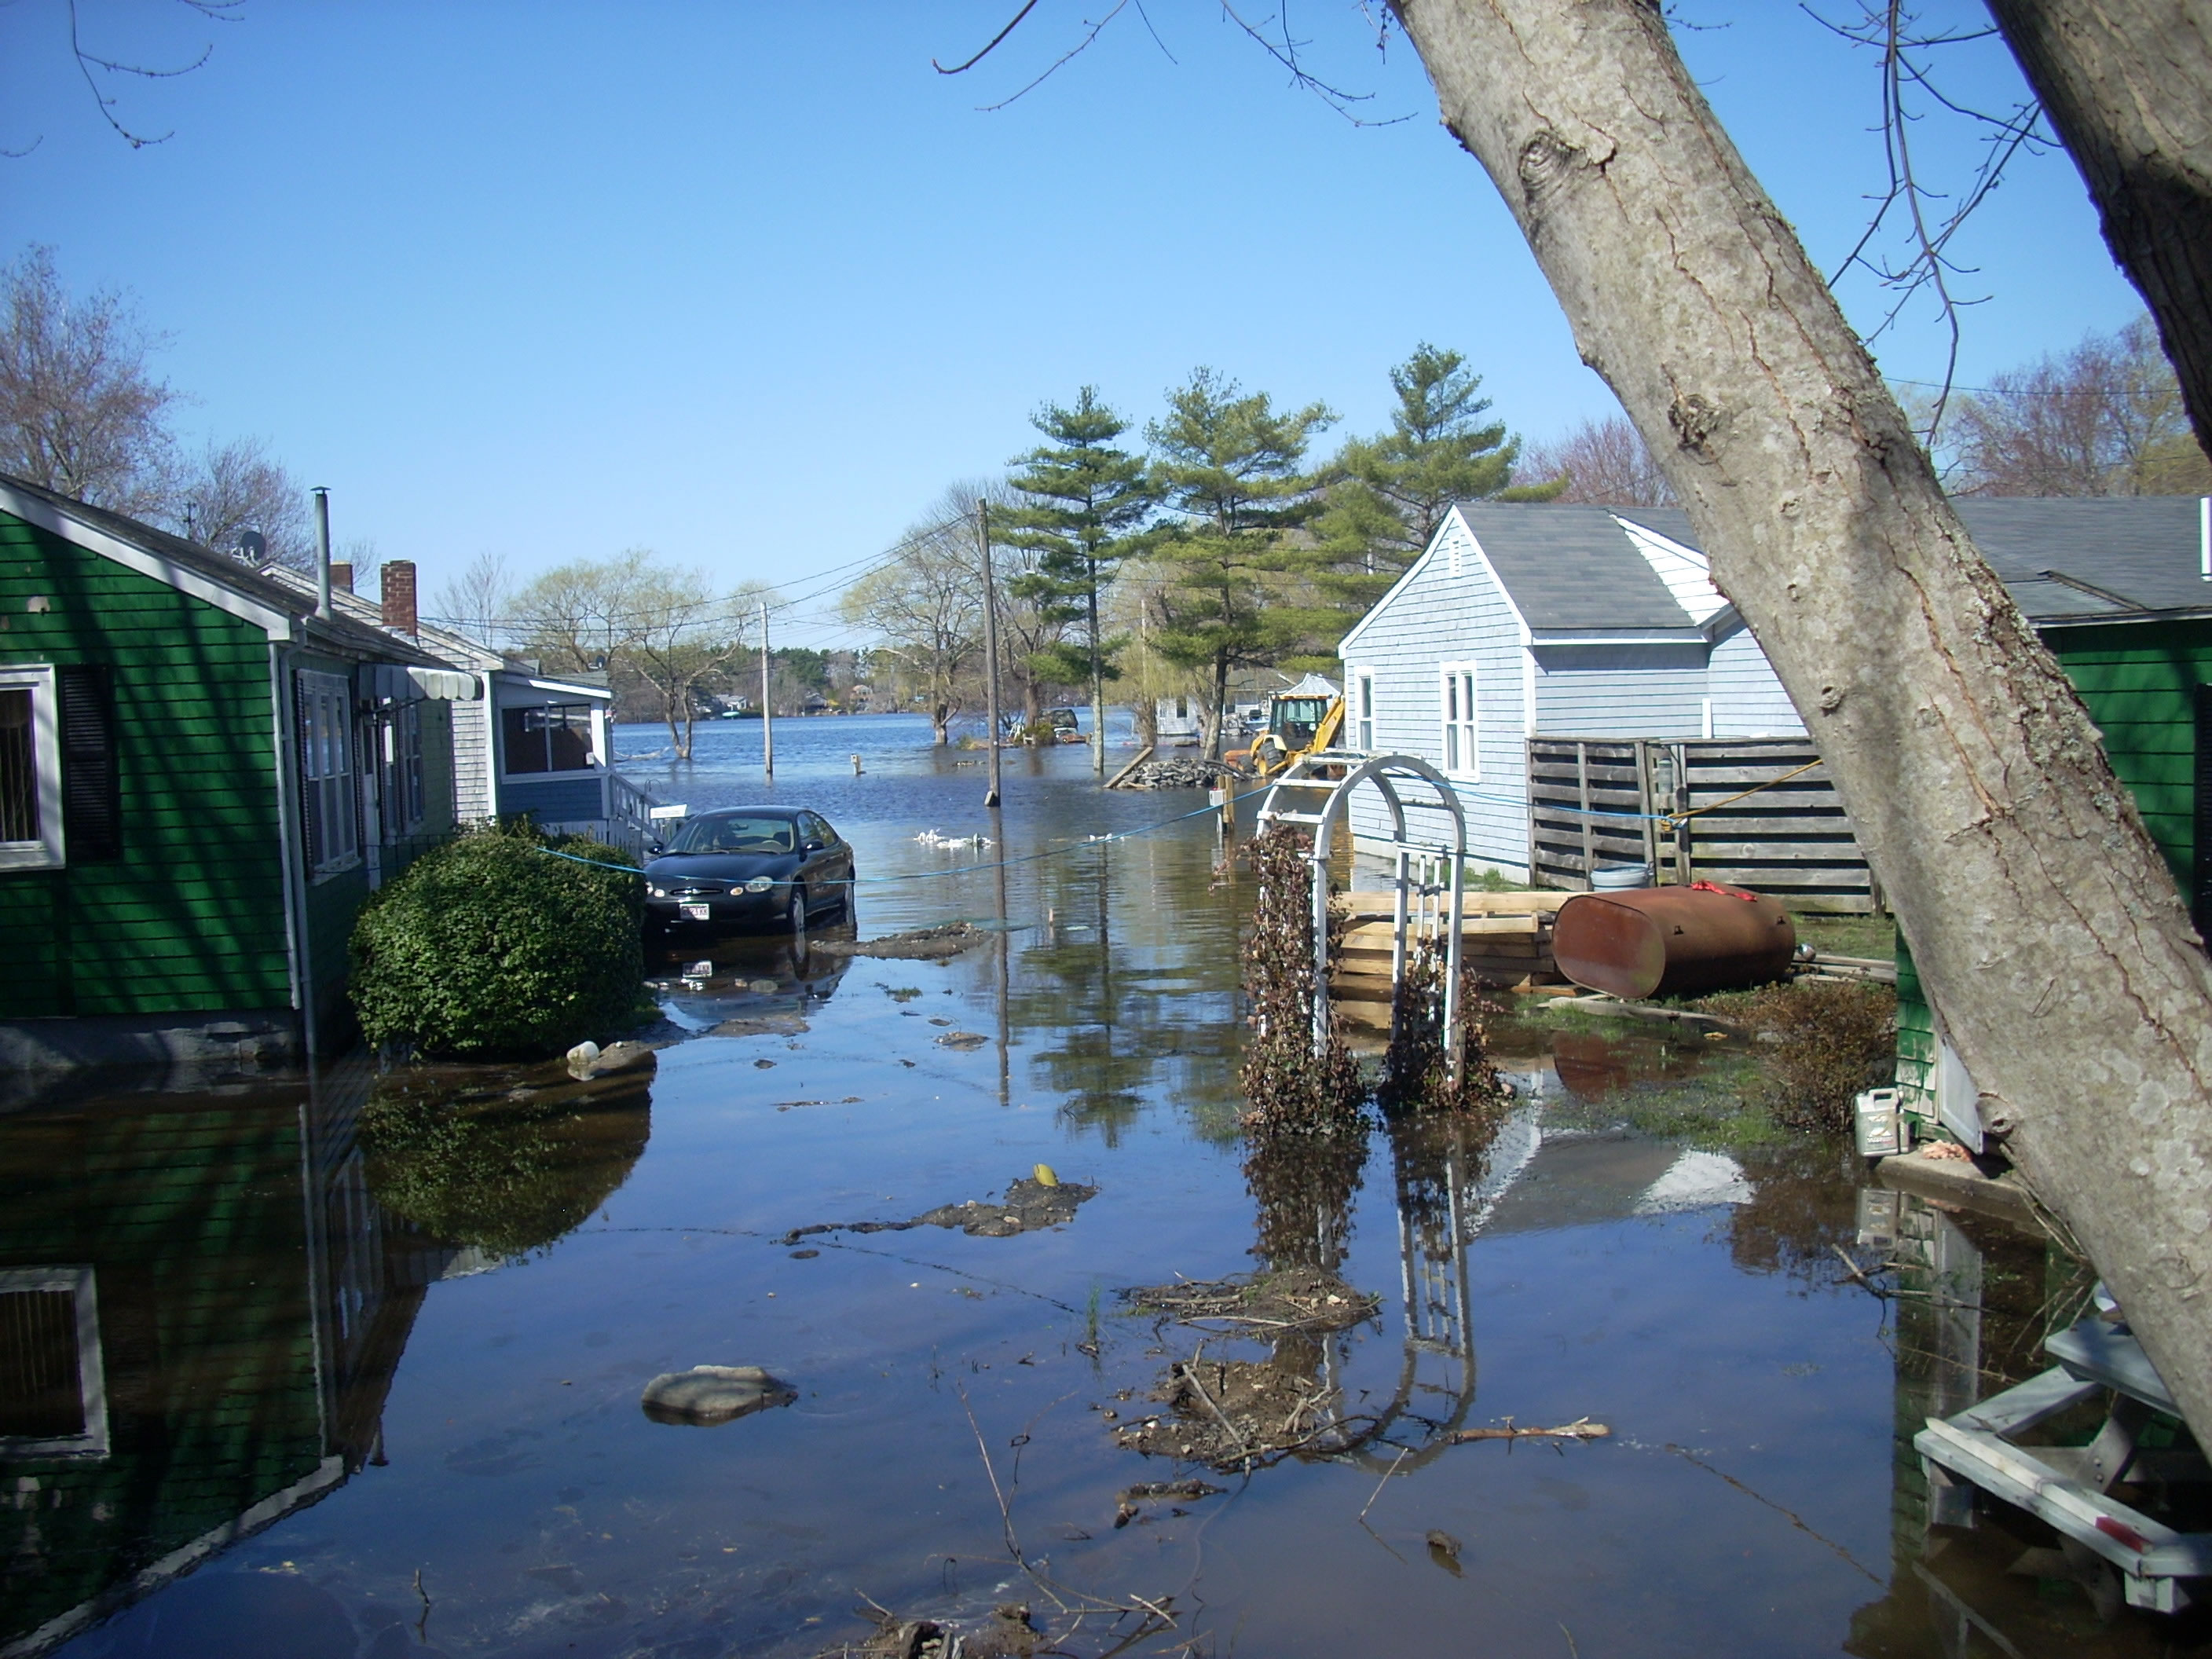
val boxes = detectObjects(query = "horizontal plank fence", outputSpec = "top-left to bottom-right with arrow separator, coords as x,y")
1527,735 -> 1880,912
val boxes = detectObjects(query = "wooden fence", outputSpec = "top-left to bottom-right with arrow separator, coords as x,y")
1526,736 -> 1879,912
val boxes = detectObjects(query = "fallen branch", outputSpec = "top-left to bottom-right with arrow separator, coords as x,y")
1450,1417 -> 1611,1442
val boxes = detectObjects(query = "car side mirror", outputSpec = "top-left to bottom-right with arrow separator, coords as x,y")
802,838 -> 823,852
648,840 -> 665,855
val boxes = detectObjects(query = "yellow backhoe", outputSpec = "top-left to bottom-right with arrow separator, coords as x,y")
1227,687 -> 1345,782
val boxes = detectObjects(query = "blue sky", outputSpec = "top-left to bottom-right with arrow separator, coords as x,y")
0,2 -> 2141,645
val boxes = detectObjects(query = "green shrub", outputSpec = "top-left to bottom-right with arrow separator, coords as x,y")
350,825 -> 644,1059
1737,979 -> 1898,1136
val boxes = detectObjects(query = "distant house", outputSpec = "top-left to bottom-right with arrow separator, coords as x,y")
259,562 -> 652,851
1336,497 -> 2212,889
0,476 -> 473,1068
1335,503 -> 1804,875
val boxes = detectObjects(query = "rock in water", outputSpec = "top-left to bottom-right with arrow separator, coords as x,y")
639,1364 -> 797,1425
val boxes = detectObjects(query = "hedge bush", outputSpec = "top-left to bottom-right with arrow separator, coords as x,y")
350,825 -> 644,1059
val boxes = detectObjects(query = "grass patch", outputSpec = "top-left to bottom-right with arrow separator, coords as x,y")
1791,909 -> 1898,962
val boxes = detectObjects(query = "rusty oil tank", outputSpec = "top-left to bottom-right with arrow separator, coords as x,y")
1551,882 -> 1796,1001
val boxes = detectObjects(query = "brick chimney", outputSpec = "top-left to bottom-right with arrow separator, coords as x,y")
330,562 -> 355,595
380,561 -> 418,636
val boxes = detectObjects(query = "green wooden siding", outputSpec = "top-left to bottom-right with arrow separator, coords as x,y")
0,513 -> 291,1020
2048,620 -> 2212,894
1895,616 -> 2212,1118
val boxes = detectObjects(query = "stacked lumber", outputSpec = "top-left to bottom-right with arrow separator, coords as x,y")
1328,894 -> 1565,1024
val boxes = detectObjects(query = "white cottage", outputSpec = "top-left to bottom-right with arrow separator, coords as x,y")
1335,503 -> 1803,877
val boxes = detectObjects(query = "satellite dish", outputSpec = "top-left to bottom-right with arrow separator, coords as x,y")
235,529 -> 266,563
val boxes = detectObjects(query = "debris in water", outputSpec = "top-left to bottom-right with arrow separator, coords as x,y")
1426,1530 -> 1465,1577
812,922 -> 991,961
1032,1163 -> 1058,1187
1450,1418 -> 1610,1442
639,1364 -> 796,1426
1120,1267 -> 1380,1335
934,1031 -> 989,1049
779,1174 -> 1097,1245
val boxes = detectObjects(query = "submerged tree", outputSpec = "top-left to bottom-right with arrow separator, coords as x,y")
1000,387 -> 1155,775
840,485 -> 987,744
1144,368 -> 1339,756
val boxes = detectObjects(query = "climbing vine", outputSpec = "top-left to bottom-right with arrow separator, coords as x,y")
1238,826 -> 1364,1135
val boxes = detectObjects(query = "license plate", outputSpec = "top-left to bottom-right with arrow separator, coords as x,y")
680,903 -> 712,921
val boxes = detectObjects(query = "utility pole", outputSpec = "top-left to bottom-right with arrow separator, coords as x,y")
760,598 -> 774,780
977,501 -> 1002,808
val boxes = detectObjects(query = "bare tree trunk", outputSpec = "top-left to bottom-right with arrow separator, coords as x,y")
1393,0 -> 2212,1439
1984,1 -> 2212,459
932,701 -> 951,746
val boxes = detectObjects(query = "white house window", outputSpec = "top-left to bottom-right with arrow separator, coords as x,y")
0,665 -> 64,870
1353,670 -> 1375,752
1440,663 -> 1479,779
503,703 -> 595,775
0,1266 -> 109,1458
384,701 -> 427,836
297,670 -> 360,876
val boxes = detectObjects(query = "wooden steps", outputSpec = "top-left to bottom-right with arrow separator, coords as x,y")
1329,906 -> 1562,999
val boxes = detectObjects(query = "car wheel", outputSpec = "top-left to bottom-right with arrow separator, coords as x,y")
786,885 -> 808,934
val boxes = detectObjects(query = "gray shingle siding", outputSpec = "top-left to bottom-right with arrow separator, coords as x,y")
1532,644 -> 1706,737
1707,623 -> 1804,737
1341,514 -> 1533,874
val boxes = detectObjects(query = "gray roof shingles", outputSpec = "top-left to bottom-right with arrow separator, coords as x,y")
1449,495 -> 2210,631
1455,502 -> 1697,632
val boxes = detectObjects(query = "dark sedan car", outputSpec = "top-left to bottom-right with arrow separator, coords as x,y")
643,807 -> 854,936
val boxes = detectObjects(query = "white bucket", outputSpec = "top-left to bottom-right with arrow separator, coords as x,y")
1590,862 -> 1653,890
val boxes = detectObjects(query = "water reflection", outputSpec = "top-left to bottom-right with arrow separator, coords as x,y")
0,1054 -> 655,1658
358,1065 -> 653,1263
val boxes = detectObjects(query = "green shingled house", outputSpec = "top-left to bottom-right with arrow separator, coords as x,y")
0,475 -> 474,1068
1895,496 -> 2212,1145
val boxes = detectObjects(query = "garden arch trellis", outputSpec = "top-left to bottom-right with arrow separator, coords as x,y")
1254,753 -> 1469,1083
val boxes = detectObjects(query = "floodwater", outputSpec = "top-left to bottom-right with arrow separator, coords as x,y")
5,716 -> 2206,1657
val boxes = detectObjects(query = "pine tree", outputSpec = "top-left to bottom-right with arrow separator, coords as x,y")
1313,343 -> 1558,617
999,388 -> 1156,775
1143,368 -> 1338,757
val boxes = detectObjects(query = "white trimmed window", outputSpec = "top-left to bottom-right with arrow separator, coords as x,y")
297,670 -> 360,876
1439,662 -> 1479,779
0,1266 -> 109,1458
1352,669 -> 1375,752
0,665 -> 63,870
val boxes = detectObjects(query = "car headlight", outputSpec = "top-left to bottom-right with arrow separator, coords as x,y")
744,876 -> 775,893
648,884 -> 668,898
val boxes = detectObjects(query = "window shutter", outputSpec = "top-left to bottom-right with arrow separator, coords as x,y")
58,667 -> 120,861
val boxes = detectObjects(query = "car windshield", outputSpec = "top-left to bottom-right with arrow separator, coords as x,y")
663,815 -> 795,855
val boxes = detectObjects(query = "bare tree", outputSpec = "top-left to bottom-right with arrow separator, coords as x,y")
1517,414 -> 1675,507
840,489 -> 985,745
1951,315 -> 2212,496
1386,0 -> 2212,1443
431,550 -> 515,648
511,549 -> 762,759
176,435 -> 310,564
0,246 -> 177,517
